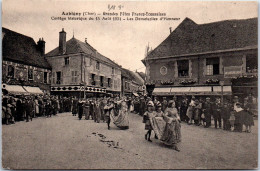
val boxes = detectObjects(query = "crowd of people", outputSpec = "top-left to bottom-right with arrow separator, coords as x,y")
2,94 -> 73,125
2,92 -> 257,152
133,94 -> 256,133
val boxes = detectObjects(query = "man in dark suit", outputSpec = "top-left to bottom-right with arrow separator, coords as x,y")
203,97 -> 212,128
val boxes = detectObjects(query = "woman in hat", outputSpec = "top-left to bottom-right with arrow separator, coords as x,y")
111,97 -> 129,129
155,102 -> 164,117
143,101 -> 156,142
161,100 -> 181,151
234,102 -> 243,132
186,96 -> 195,125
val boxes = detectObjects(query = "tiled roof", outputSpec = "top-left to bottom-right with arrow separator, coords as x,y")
46,37 -> 121,68
122,68 -> 144,85
137,72 -> 146,81
2,27 -> 51,69
146,17 -> 257,59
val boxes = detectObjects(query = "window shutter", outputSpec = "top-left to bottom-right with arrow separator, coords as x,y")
96,75 -> 100,86
89,73 -> 93,85
71,71 -> 74,83
60,72 -> 63,84
52,72 -> 55,84
110,78 -> 113,88
103,76 -> 108,87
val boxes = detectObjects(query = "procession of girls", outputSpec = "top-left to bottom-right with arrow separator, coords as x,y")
72,96 -> 130,130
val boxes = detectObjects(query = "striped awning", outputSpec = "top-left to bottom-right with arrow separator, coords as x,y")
23,86 -> 44,94
3,84 -> 28,94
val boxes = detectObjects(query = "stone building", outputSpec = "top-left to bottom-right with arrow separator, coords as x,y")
46,29 -> 121,98
142,17 -> 257,99
121,68 -> 145,97
2,27 -> 51,94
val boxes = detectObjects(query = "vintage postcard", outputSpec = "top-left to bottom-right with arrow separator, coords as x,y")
1,0 -> 258,169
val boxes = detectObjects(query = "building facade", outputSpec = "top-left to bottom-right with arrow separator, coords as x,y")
121,69 -> 145,97
142,18 -> 257,98
2,27 -> 51,94
46,29 -> 121,98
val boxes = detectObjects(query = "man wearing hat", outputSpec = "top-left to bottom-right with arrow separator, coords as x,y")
202,97 -> 212,128
180,96 -> 189,122
212,97 -> 222,129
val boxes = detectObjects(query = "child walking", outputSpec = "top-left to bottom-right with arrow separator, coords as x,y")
143,101 -> 156,142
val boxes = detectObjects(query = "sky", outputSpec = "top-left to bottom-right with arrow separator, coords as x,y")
2,0 -> 258,73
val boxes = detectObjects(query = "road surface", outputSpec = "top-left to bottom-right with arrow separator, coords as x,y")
2,112 -> 258,169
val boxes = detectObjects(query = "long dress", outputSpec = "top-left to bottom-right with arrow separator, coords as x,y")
111,101 -> 129,129
160,107 -> 181,146
35,99 -> 39,115
95,103 -> 101,123
143,110 -> 156,130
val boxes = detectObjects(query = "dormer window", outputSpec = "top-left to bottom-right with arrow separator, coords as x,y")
96,61 -> 100,70
112,67 -> 115,74
64,57 -> 70,66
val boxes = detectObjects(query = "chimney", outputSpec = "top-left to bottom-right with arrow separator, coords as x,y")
37,38 -> 46,55
85,38 -> 87,44
59,28 -> 66,54
169,27 -> 172,34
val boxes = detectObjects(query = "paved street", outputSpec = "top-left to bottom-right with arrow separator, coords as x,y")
2,112 -> 258,169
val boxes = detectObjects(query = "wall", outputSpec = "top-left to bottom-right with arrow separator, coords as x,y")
47,53 -> 121,92
147,49 -> 257,87
2,60 -> 51,91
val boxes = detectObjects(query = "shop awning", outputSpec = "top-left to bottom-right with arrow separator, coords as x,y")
133,93 -> 139,97
23,86 -> 44,94
190,86 -> 212,92
170,87 -> 191,93
153,86 -> 231,96
153,87 -> 171,95
3,84 -> 28,94
213,86 -> 232,95
213,86 -> 232,92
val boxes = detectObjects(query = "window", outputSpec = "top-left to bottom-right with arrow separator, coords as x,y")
64,57 -> 70,66
206,57 -> 219,75
114,80 -> 116,89
108,78 -> 111,87
7,65 -> 14,78
246,54 -> 257,73
71,71 -> 78,83
91,74 -> 96,85
96,61 -> 100,70
28,69 -> 34,80
100,76 -> 104,87
125,82 -> 127,90
89,58 -> 92,66
177,60 -> 189,77
56,71 -> 61,84
44,72 -> 48,83
112,67 -> 114,74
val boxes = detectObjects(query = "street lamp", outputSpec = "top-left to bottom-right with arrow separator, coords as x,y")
219,81 -> 224,106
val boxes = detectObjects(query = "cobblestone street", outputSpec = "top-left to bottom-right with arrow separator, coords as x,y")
2,112 -> 258,169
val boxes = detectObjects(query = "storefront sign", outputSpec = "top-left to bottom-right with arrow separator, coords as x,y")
224,66 -> 242,78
